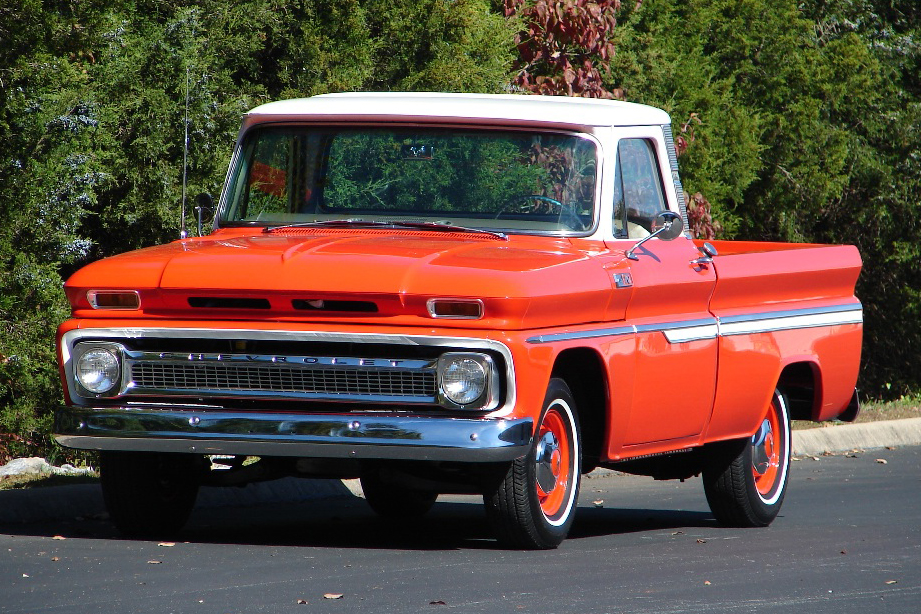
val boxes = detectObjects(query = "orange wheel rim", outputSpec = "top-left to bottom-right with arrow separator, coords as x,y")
751,398 -> 782,497
535,408 -> 571,519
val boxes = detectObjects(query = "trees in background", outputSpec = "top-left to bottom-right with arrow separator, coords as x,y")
504,0 -> 621,97
606,0 -> 920,397
0,0 -> 514,461
0,0 -> 917,461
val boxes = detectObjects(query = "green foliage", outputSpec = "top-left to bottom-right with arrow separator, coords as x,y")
609,0 -> 921,398
0,0 -> 516,461
365,0 -> 516,92
505,0 -> 621,97
1,0 -> 918,464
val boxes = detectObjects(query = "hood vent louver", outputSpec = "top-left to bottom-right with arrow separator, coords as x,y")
292,299 -> 378,313
186,297 -> 379,313
188,297 -> 271,309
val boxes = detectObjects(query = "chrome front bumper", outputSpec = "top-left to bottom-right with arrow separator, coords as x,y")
54,406 -> 533,462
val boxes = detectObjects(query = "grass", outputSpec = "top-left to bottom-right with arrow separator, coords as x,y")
793,395 -> 921,430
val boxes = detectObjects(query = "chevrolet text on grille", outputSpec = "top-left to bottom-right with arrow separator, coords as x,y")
145,352 -> 422,368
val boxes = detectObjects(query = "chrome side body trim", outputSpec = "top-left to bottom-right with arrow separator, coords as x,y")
718,306 -> 863,336
662,324 -> 720,344
526,303 -> 862,345
54,406 -> 532,462
636,318 -> 719,343
526,326 -> 634,345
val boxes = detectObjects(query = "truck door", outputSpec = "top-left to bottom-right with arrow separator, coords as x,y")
606,137 -> 718,447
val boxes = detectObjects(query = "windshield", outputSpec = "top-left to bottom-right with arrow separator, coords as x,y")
219,126 -> 598,234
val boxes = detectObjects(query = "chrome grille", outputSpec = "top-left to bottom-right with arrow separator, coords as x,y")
123,351 -> 438,403
130,362 -> 435,396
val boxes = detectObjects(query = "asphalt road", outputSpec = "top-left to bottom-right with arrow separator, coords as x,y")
1,446 -> 919,614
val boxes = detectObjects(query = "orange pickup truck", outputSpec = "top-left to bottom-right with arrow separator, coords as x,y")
55,93 -> 862,549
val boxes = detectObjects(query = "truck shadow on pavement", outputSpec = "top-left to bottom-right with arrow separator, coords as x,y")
0,494 -> 719,551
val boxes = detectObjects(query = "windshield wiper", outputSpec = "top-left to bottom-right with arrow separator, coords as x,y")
263,219 -> 507,239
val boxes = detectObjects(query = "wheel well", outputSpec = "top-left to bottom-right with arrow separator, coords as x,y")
776,362 -> 819,421
551,348 -> 607,472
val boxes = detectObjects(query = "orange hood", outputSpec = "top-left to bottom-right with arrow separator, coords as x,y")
64,230 -> 621,329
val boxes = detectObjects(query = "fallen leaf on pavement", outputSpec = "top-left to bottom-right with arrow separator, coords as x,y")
296,599 -> 307,605
51,557 -> 60,562
696,539 -> 707,544
875,459 -> 888,464
429,600 -> 447,606
885,580 -> 898,585
324,594 -> 344,600
704,581 -> 711,586
147,560 -> 162,565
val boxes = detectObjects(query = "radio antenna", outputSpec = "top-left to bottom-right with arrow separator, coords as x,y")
180,65 -> 190,239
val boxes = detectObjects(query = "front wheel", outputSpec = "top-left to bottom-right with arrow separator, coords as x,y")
360,468 -> 438,519
484,378 -> 581,549
100,451 -> 202,538
703,389 -> 791,527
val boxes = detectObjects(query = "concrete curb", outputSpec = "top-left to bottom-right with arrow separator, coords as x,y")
2,418 -> 920,526
791,417 -> 921,456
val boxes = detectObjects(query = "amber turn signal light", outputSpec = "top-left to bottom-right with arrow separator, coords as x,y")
426,299 -> 484,319
87,291 -> 141,310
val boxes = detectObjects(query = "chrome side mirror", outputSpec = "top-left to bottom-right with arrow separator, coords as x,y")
625,211 -> 684,261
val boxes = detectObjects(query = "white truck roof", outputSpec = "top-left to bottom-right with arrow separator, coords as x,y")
244,92 -> 672,131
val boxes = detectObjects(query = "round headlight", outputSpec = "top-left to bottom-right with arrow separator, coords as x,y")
441,357 -> 487,406
76,348 -> 120,395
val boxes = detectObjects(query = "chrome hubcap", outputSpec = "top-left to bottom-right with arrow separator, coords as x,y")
535,430 -> 561,492
751,418 -> 775,475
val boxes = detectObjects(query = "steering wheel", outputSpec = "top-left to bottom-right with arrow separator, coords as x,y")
494,195 -> 585,230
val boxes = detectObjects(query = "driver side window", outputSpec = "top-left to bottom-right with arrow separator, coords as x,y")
613,139 -> 667,239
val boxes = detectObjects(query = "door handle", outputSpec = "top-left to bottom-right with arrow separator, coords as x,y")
690,242 -> 718,267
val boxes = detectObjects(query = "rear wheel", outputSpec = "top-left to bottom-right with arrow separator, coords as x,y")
703,389 -> 791,527
100,451 -> 201,538
484,378 -> 581,549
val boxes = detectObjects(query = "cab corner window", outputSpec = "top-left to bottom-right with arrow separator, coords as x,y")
613,139 -> 667,239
